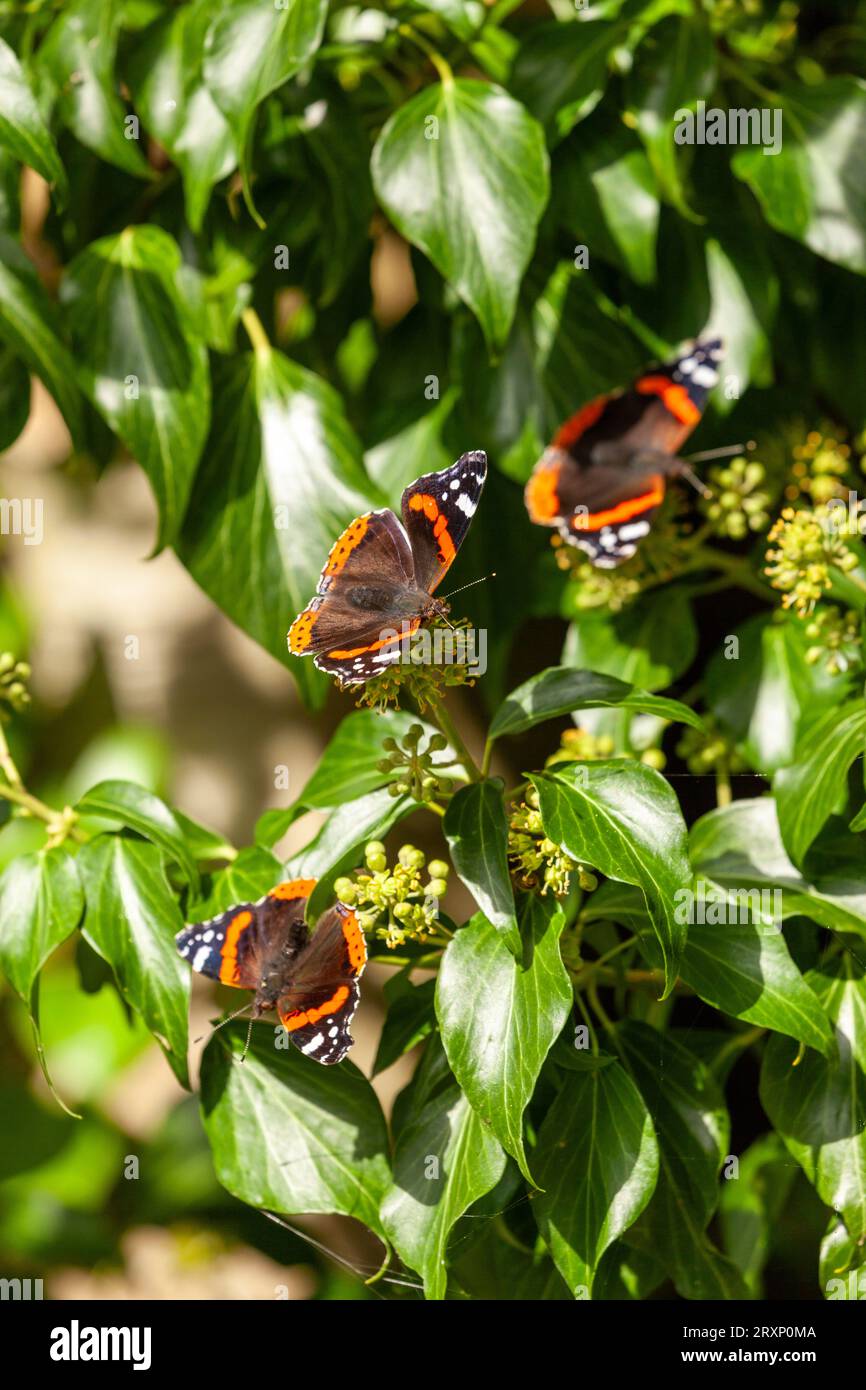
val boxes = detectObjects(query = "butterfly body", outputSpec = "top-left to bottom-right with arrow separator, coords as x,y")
526,339 -> 723,567
176,879 -> 366,1064
289,452 -> 487,684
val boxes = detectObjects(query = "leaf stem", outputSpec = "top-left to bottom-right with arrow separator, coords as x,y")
241,307 -> 272,359
398,23 -> 454,84
0,724 -> 85,844
426,694 -> 481,783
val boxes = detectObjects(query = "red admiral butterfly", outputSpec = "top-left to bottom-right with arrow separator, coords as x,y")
288,452 -> 487,685
525,339 -> 723,568
176,878 -> 366,1065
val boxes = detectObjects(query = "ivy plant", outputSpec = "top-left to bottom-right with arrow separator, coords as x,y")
1,0 -> 866,1302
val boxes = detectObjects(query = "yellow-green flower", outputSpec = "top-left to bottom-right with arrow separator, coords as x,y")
764,505 -> 858,616
334,842 -> 450,950
508,788 -> 595,897
786,428 -> 853,506
701,456 -> 772,539
377,723 -> 457,802
803,605 -> 862,675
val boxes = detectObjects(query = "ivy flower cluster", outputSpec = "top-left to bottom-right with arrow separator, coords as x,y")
545,727 -> 666,771
676,716 -> 747,777
508,788 -> 596,897
764,504 -> 859,616
377,723 -> 456,802
334,841 -> 450,950
803,605 -> 862,675
0,652 -> 31,718
354,622 -> 476,713
785,428 -> 856,506
701,455 -> 772,539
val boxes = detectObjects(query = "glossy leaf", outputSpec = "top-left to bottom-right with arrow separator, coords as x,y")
774,703 -> 866,867
380,1047 -> 506,1299
76,779 -> 199,890
0,38 -> 65,193
534,1061 -> 658,1296
295,710 -> 456,810
760,955 -> 866,1240
489,665 -> 703,741
372,78 -> 549,350
531,760 -> 691,995
436,897 -> 571,1181
443,781 -> 517,946
691,797 -> 866,937
615,1021 -> 749,1299
733,78 -> 866,274
0,849 -> 83,1004
62,226 -> 210,550
0,235 -> 84,442
78,835 -> 190,1087
128,4 -> 236,232
510,21 -> 617,144
201,1021 -> 391,1234
40,1 -> 152,179
178,348 -> 379,702
204,0 -> 328,219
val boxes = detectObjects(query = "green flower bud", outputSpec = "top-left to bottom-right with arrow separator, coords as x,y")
334,877 -> 357,903
428,859 -> 449,880
427,733 -> 448,752
426,878 -> 447,898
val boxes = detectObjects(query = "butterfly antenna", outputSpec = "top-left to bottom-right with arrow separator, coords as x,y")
685,440 -> 756,463
439,572 -> 497,600
678,463 -> 713,500
192,1001 -> 254,1046
239,1012 -> 256,1063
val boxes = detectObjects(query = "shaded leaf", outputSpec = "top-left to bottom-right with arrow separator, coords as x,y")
0,37 -> 65,193
0,849 -> 83,1004
436,897 -> 571,1181
489,665 -> 703,741
0,234 -> 84,442
443,780 -> 517,946
774,702 -> 866,867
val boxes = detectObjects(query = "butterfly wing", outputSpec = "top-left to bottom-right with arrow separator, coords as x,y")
526,340 -> 722,566
288,509 -> 421,684
176,878 -> 315,989
277,903 -> 367,1065
401,451 -> 487,593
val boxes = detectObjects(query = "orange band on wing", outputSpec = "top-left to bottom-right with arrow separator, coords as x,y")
218,909 -> 253,985
326,618 -> 420,660
408,493 -> 456,567
552,396 -> 608,449
635,375 -> 701,426
340,908 -> 367,975
525,461 -> 561,522
289,606 -> 318,653
281,985 -> 350,1032
576,477 -> 665,531
269,879 -> 317,902
324,514 -> 370,577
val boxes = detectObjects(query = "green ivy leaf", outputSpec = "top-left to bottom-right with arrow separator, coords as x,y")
703,612 -> 841,774
371,78 -> 549,350
760,955 -> 866,1241
719,1133 -> 798,1296
774,703 -> 866,867
77,779 -> 200,891
533,1061 -> 659,1296
62,226 -> 210,551
510,20 -> 618,144
0,37 -> 65,194
178,349 -> 380,703
691,796 -> 866,937
820,1215 -> 866,1299
0,345 -> 30,451
0,235 -> 84,443
0,849 -> 83,1004
554,122 -> 660,286
188,846 -> 281,920
127,4 -> 236,233
436,897 -> 572,1182
488,666 -> 703,742
443,781 -> 517,947
373,979 -> 436,1076
733,78 -> 866,275
201,1021 -> 391,1234
39,0 -> 152,179
203,0 -> 328,222
531,760 -> 691,995
563,588 -> 698,693
78,835 -> 190,1087
625,15 -> 716,217
380,1042 -> 506,1299
615,1021 -> 749,1299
